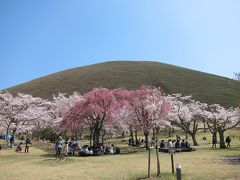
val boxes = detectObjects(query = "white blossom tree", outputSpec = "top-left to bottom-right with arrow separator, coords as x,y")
204,104 -> 240,148
167,94 -> 207,146
49,92 -> 83,133
0,91 -> 54,137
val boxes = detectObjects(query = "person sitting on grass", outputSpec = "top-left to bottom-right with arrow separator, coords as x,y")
16,143 -> 22,152
160,140 -> 165,148
172,140 -> 176,148
175,139 -> 180,148
105,143 -> 111,154
181,139 -> 185,147
167,139 -> 172,148
185,140 -> 190,148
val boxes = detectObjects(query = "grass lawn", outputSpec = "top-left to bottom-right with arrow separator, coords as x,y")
0,128 -> 239,180
7,61 -> 240,107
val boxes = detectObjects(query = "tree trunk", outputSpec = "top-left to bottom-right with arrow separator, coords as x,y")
121,132 -> 125,138
89,128 -> 93,146
168,127 -> 171,137
6,125 -> 10,135
101,130 -> 106,144
156,126 -> 160,134
12,128 -> 17,137
203,123 -> 206,133
79,127 -> 82,140
172,127 -> 175,133
135,130 -> 138,145
152,128 -> 156,147
185,131 -> 188,139
155,129 -> 160,176
31,132 -> 34,140
218,128 -> 226,149
37,130 -> 40,141
148,146 -> 151,178
191,133 -> 198,146
144,131 -> 149,150
93,129 -> 101,146
152,128 -> 156,141
89,134 -> 92,146
130,129 -> 134,146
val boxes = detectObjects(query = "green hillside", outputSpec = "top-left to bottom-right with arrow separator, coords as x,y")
6,61 -> 240,107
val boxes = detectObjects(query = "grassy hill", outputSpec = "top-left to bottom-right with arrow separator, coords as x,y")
6,61 -> 240,107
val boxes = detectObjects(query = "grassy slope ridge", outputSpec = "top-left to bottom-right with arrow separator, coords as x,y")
6,61 -> 240,107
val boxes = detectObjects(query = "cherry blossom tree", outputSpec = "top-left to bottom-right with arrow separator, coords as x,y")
167,94 -> 207,146
22,99 -> 54,139
0,92 -> 39,134
60,88 -> 126,146
49,92 -> 82,133
112,105 -> 138,143
126,86 -> 171,176
128,86 -> 171,149
204,104 -> 240,148
0,91 -> 54,137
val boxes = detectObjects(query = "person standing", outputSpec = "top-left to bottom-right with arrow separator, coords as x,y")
226,136 -> 231,148
64,138 -> 69,157
25,138 -> 31,153
55,136 -> 63,159
212,136 -> 217,148
10,135 -> 14,148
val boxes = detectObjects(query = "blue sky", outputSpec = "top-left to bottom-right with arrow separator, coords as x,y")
1,0 -> 240,89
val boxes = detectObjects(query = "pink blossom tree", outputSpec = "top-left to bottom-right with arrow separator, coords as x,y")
61,88 -> 125,146
204,104 -> 240,148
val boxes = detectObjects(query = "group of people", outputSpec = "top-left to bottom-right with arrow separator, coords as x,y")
128,138 -> 145,146
55,135 -> 84,158
79,142 -> 119,156
15,137 -> 31,153
55,136 -> 78,159
0,133 -> 31,153
160,139 -> 190,149
54,135 -> 120,159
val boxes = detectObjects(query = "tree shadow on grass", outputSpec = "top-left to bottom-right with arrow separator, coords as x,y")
201,145 -> 240,152
223,155 -> 240,165
39,153 -> 77,166
39,152 -> 56,158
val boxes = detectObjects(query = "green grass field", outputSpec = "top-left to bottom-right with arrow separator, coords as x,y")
0,128 -> 240,180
